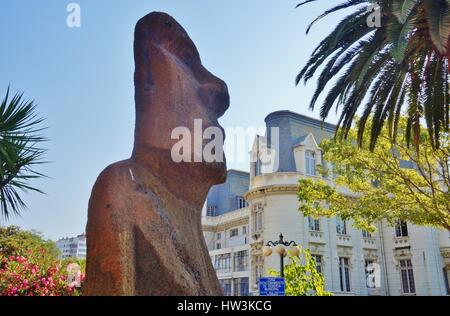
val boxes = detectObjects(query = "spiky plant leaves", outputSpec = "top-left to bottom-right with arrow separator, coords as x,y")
297,0 -> 450,150
0,88 -> 47,221
392,0 -> 420,23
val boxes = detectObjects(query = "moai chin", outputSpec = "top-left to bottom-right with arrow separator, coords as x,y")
84,12 -> 229,296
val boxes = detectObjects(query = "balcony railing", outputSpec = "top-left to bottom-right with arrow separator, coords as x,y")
309,231 -> 326,244
393,236 -> 410,248
362,237 -> 377,249
336,234 -> 352,247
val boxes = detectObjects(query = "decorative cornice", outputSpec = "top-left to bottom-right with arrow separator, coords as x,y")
363,250 -> 379,261
202,217 -> 248,232
245,184 -> 298,200
337,247 -> 353,258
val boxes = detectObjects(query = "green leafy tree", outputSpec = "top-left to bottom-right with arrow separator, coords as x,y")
298,117 -> 450,231
0,226 -> 60,270
0,88 -> 47,221
296,0 -> 450,150
268,248 -> 332,296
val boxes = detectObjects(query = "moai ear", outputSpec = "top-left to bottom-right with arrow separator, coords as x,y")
134,39 -> 157,96
133,13 -> 175,97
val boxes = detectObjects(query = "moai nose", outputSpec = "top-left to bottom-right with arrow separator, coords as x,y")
197,81 -> 230,118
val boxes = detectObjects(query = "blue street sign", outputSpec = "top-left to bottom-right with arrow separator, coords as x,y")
259,277 -> 285,296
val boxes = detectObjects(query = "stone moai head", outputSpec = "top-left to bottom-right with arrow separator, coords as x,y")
132,12 -> 229,185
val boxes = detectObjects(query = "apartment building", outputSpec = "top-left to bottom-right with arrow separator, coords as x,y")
56,233 -> 87,259
202,110 -> 450,296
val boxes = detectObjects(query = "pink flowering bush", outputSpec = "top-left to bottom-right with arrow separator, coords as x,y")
0,227 -> 85,296
0,254 -> 84,296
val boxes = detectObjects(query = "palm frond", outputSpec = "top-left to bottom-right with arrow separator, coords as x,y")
0,88 -> 47,221
424,0 -> 450,54
392,0 -> 420,23
297,0 -> 450,150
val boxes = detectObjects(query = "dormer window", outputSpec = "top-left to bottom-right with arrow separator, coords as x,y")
255,159 -> 262,176
207,205 -> 217,217
305,151 -> 316,176
237,196 -> 248,209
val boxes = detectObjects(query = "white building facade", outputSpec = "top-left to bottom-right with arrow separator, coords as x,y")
202,170 -> 252,296
202,110 -> 450,296
56,234 -> 87,259
203,208 -> 251,296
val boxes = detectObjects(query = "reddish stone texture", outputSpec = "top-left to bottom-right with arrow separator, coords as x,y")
84,12 -> 229,296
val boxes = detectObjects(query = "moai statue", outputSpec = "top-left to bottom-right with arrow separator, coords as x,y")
85,12 -> 229,296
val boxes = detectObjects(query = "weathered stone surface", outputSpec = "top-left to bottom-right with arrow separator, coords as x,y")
84,12 -> 229,296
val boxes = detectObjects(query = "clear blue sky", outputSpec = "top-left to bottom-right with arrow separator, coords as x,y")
0,0 -> 348,240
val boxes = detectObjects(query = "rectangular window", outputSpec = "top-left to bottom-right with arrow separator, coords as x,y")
395,221 -> 409,237
312,255 -> 323,274
339,257 -> 351,292
207,205 -> 217,217
216,232 -> 221,240
214,255 -> 220,271
237,197 -> 248,209
215,243 -> 221,250
362,230 -> 372,238
308,216 -> 320,231
219,279 -> 232,296
214,254 -> 231,274
305,151 -> 316,176
230,228 -> 239,238
252,203 -> 263,232
255,159 -> 262,176
253,212 -> 263,232
242,226 -> 247,235
234,251 -> 249,272
336,217 -> 348,235
233,277 -> 249,296
400,259 -> 416,294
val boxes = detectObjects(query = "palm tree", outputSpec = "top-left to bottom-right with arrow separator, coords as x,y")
296,0 -> 450,150
0,88 -> 47,221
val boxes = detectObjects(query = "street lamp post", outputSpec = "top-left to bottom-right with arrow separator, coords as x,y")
262,234 -> 299,278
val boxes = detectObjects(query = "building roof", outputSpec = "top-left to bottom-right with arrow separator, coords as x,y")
264,110 -> 336,132
227,169 -> 250,176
